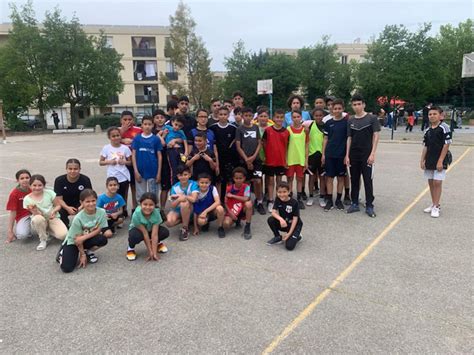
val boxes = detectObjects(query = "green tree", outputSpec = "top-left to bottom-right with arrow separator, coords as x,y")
357,24 -> 444,108
435,19 -> 474,107
43,9 -> 123,128
296,37 -> 339,103
0,1 -> 59,128
222,42 -> 300,110
330,60 -> 357,102
164,1 -> 213,108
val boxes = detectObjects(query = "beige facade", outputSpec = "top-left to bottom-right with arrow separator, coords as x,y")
267,42 -> 368,64
0,24 -> 187,127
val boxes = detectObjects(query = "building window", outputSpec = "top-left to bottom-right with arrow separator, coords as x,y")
133,60 -> 158,81
105,36 -> 113,48
341,55 -> 348,64
164,37 -> 171,58
131,37 -> 157,57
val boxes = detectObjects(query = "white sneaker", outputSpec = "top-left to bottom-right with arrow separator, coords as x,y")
36,240 -> 48,251
430,206 -> 440,218
267,202 -> 274,212
306,197 -> 314,206
423,205 -> 433,213
319,197 -> 326,208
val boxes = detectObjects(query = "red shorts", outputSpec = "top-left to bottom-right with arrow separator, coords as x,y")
286,165 -> 304,178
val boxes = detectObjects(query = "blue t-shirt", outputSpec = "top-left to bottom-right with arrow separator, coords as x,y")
131,134 -> 163,179
96,193 -> 126,214
170,180 -> 199,196
191,128 -> 216,151
284,111 -> 311,127
164,124 -> 187,146
323,118 -> 348,158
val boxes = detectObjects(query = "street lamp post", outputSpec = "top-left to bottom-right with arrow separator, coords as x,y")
0,99 -> 6,144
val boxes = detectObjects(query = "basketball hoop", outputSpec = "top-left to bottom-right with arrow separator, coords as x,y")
257,79 -> 273,95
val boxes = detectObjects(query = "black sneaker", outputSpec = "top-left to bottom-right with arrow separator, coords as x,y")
267,236 -> 282,245
256,203 -> 266,215
346,204 -> 360,214
324,200 -> 334,211
55,247 -> 63,264
218,226 -> 226,238
298,199 -> 306,210
179,227 -> 189,241
235,218 -> 242,229
343,195 -> 352,206
335,200 -> 345,210
243,224 -> 252,240
85,250 -> 98,263
201,223 -> 210,232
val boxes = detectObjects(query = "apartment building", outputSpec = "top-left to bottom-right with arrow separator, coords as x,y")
267,42 -> 368,64
0,23 -> 187,127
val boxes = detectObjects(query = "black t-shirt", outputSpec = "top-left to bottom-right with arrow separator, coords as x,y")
323,118 -> 348,158
188,147 -> 216,180
178,114 -> 197,145
347,114 -> 381,160
207,115 -> 219,128
423,122 -> 452,170
209,122 -> 238,162
54,174 -> 92,208
273,197 -> 300,224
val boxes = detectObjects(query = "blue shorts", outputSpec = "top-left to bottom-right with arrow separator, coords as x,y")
325,157 -> 346,178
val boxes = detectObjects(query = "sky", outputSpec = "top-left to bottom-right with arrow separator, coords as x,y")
1,0 -> 472,70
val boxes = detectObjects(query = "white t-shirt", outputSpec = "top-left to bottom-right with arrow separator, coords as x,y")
100,144 -> 132,182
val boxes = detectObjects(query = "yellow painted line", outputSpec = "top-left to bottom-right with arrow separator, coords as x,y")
262,147 -> 472,354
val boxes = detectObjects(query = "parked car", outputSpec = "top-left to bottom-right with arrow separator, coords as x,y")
19,115 -> 41,128
135,111 -> 151,126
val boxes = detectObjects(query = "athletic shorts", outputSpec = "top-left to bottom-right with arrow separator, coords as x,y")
324,157 -> 346,178
307,152 -> 324,175
127,165 -> 135,185
243,159 -> 263,180
286,165 -> 304,178
424,169 -> 446,181
263,165 -> 287,176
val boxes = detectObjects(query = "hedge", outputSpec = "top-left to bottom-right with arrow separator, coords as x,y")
84,115 -> 121,129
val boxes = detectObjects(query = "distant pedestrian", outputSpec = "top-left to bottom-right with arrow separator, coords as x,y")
52,110 -> 60,130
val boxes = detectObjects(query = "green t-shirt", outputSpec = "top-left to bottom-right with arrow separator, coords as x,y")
308,122 -> 324,155
287,126 -> 307,166
63,208 -> 108,246
23,189 -> 59,218
129,206 -> 163,232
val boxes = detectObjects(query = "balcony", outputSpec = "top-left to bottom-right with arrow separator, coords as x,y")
132,48 -> 157,58
135,95 -> 158,104
165,72 -> 179,81
134,72 -> 157,81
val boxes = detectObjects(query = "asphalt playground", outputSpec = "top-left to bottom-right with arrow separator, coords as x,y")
0,130 -> 472,353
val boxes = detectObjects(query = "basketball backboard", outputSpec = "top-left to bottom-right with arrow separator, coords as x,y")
461,53 -> 474,78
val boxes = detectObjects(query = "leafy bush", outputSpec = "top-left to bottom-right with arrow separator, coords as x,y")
6,116 -> 29,131
84,115 -> 121,129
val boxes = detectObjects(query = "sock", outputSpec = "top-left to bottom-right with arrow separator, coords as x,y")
297,192 -> 302,200
257,199 -> 263,204
309,193 -> 314,197
127,245 -> 134,251
326,194 -> 332,202
320,193 -> 325,199
246,222 -> 251,226
336,193 -> 342,202
345,188 -> 350,197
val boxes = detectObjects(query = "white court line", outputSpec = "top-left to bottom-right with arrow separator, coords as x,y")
0,176 -> 16,182
0,213 -> 10,218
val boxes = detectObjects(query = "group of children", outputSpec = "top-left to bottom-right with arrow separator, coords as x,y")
5,94 -> 452,273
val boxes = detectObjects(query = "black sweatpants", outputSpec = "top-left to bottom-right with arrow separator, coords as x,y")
267,216 -> 303,251
60,234 -> 108,273
128,226 -> 170,248
349,158 -> 374,208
